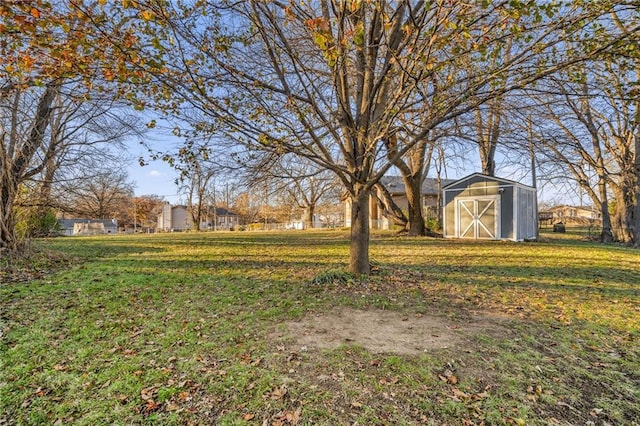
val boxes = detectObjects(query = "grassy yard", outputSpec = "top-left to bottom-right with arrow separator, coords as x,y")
1,231 -> 639,425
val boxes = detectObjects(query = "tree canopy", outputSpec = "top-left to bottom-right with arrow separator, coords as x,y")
122,0 -> 637,272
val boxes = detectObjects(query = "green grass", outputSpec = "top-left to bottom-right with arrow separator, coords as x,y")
1,230 -> 639,425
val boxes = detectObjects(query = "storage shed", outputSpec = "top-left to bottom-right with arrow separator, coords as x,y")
442,173 -> 537,241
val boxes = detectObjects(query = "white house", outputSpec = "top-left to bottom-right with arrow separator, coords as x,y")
157,203 -> 240,231
58,219 -> 118,236
157,204 -> 192,231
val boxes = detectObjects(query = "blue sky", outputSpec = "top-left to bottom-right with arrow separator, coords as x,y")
125,129 -> 582,207
127,140 -> 181,203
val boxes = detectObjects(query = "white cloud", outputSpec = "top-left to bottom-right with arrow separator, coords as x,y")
148,170 -> 163,177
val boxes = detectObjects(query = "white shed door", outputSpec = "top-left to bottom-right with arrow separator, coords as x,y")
457,197 -> 498,239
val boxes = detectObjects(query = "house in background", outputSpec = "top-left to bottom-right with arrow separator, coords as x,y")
207,207 -> 240,230
157,204 -> 192,232
443,173 -> 537,241
538,205 -> 601,226
157,203 -> 240,231
344,176 -> 453,230
58,219 -> 118,236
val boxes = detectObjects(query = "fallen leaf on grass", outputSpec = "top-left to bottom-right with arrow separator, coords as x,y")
282,407 -> 302,424
473,391 -> 489,400
439,369 -> 458,384
526,384 -> 543,401
379,376 -> 400,385
243,413 -> 255,420
141,400 -> 160,414
166,402 -> 180,411
451,387 -> 470,400
141,386 -> 157,401
268,385 -> 288,400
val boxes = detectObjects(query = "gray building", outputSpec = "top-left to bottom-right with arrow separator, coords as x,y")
443,173 -> 537,241
344,176 -> 454,230
58,219 -> 118,236
157,203 -> 240,231
157,203 -> 192,232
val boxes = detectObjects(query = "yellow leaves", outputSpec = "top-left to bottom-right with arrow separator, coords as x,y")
526,383 -> 545,402
30,8 -> 40,18
140,10 -> 154,21
353,21 -> 365,46
103,69 -> 115,81
307,16 -> 341,66
284,6 -> 295,21
306,17 -> 329,33
425,57 -> 438,72
21,54 -> 35,70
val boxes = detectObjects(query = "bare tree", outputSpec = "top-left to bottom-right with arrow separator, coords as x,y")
132,1 -> 637,273
178,156 -> 217,232
131,195 -> 165,231
243,153 -> 341,229
58,167 -> 135,220
0,1 -> 159,252
1,84 -> 60,252
526,57 -> 638,243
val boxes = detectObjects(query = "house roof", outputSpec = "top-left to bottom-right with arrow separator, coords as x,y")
214,207 -> 238,216
442,173 -> 535,190
381,176 -> 455,196
58,219 -> 117,228
162,204 -> 239,216
544,205 -> 597,212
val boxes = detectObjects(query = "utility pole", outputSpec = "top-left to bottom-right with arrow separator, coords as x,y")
212,184 -> 217,232
528,116 -> 539,239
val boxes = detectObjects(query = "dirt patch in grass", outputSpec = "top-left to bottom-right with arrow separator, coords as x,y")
278,308 -> 508,355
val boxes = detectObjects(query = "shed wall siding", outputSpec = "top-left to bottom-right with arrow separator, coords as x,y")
443,173 -> 537,241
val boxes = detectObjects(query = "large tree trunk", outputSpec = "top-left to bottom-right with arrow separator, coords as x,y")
634,131 -> 640,247
384,135 -> 429,236
372,183 -> 407,228
0,83 -> 59,253
0,180 -> 18,253
349,187 -> 370,275
193,209 -> 202,231
403,175 -> 425,236
597,178 -> 614,243
612,181 -> 635,243
305,204 -> 315,229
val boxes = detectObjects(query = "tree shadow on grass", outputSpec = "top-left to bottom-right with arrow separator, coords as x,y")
385,262 -> 640,299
